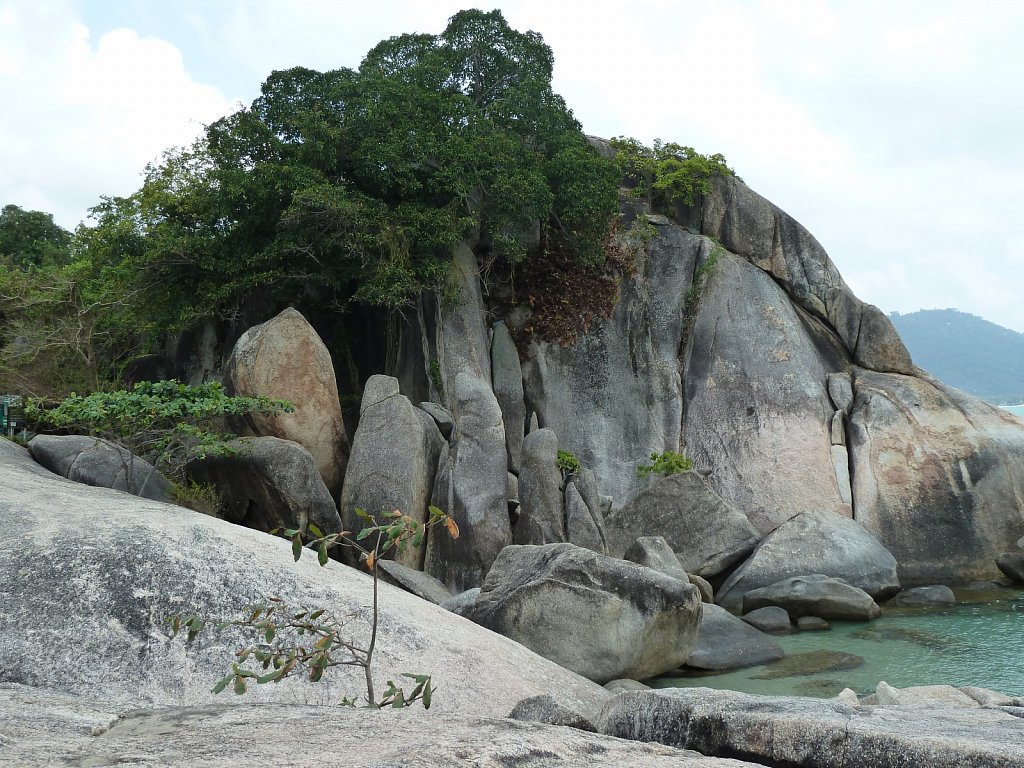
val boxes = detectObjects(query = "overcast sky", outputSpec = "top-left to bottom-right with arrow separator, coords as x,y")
3,1 -> 1023,331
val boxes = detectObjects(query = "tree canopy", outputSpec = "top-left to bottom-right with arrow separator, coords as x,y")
0,204 -> 72,268
80,9 -> 620,331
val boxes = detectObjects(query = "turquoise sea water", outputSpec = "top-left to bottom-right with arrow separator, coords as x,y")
654,588 -> 1024,698
1002,404 -> 1024,417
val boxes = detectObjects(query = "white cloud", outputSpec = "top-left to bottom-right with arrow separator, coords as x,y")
0,1 -> 235,229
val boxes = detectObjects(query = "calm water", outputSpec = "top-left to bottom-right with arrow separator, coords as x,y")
1003,404 -> 1024,417
654,588 -> 1024,698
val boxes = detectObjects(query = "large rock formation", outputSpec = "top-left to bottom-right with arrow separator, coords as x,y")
224,307 -> 350,497
339,375 -> 444,569
0,438 -> 606,717
469,543 -> 703,684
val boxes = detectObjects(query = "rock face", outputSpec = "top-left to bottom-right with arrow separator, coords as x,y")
599,688 -> 1024,768
521,225 -> 702,505
425,373 -> 510,592
684,604 -> 785,672
469,544 -> 702,684
682,252 -> 851,533
742,574 -> 881,620
28,434 -> 173,502
513,428 -> 566,545
491,320 -> 526,472
339,375 -> 443,569
0,438 -> 607,717
623,536 -> 690,582
716,509 -> 900,610
605,472 -> 758,577
849,370 -> 1024,584
224,307 -> 350,497
185,436 -> 342,536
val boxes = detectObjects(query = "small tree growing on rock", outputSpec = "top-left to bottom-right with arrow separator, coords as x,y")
172,506 -> 459,709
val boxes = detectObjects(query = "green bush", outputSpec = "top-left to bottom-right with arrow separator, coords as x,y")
637,450 -> 693,478
556,448 -> 580,476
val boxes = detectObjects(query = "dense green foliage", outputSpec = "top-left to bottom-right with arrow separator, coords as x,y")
78,9 -> 620,332
26,380 -> 292,488
0,204 -> 72,268
555,448 -> 580,476
637,450 -> 693,478
889,309 -> 1024,404
610,137 -> 735,209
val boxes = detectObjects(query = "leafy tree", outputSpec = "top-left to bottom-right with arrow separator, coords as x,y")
26,380 -> 292,493
0,204 -> 72,268
611,137 -> 735,210
637,450 -> 694,478
76,10 -> 620,333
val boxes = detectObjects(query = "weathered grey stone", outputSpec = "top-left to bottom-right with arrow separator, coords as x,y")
469,543 -> 702,684
888,585 -> 956,607
687,572 -> 714,603
0,438 -> 607,716
624,536 -> 689,582
513,429 -> 566,545
796,616 -> 830,631
849,369 -> 1024,583
685,604 -> 785,672
604,678 -> 652,693
742,574 -> 881,621
606,471 -> 758,577
491,321 -> 526,473
0,687 -> 758,768
436,243 -> 492,412
377,559 -> 453,605
509,694 -> 597,732
598,688 -> 1024,768
830,410 -> 846,445
339,375 -> 444,570
960,686 -> 1024,708
440,587 -> 480,618
871,681 -> 979,708
224,307 -> 349,497
417,401 -> 453,439
683,174 -> 914,375
831,445 -> 852,504
425,373 -> 510,593
827,372 -> 855,412
185,436 -> 342,536
29,434 -> 173,502
741,606 -> 792,635
996,552 -> 1024,584
565,481 -> 608,553
682,252 -> 851,533
717,509 -> 899,610
521,226 -> 702,505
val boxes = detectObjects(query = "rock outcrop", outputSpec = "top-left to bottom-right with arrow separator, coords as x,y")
513,428 -> 566,545
684,604 -> 785,672
716,509 -> 899,610
469,543 -> 702,684
185,436 -> 342,536
742,574 -> 881,620
0,438 -> 606,717
224,307 -> 350,497
599,688 -> 1024,768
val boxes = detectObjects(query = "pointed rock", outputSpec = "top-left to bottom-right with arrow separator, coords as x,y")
491,321 -> 526,473
514,429 -> 566,545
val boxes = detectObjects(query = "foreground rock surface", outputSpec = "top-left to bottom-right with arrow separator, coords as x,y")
469,543 -> 702,684
599,687 -> 1024,768
0,439 -> 606,717
0,685 -> 759,768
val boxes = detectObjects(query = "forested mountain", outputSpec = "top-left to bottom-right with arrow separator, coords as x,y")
889,309 -> 1024,404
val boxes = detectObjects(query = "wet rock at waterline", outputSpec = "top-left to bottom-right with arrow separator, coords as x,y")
996,552 -> 1024,584
741,606 -> 792,635
185,436 -> 341,536
468,543 -> 702,684
605,471 -> 758,577
717,509 -> 899,610
684,604 -> 785,672
887,585 -> 956,607
742,574 -> 881,621
224,307 -> 350,497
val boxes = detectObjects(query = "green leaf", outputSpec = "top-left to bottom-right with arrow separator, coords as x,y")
264,625 -> 275,643
233,676 -> 247,695
318,542 -> 328,566
423,683 -> 432,709
292,534 -> 303,561
211,675 -> 232,695
308,523 -> 324,539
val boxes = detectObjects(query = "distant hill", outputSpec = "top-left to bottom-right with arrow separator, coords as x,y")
889,309 -> 1024,404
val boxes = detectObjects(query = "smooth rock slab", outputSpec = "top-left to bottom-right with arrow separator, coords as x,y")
887,585 -> 956,607
742,574 -> 881,621
598,687 -> 1024,768
0,688 -> 761,768
469,543 -> 702,684
741,606 -> 792,634
996,552 -> 1024,584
